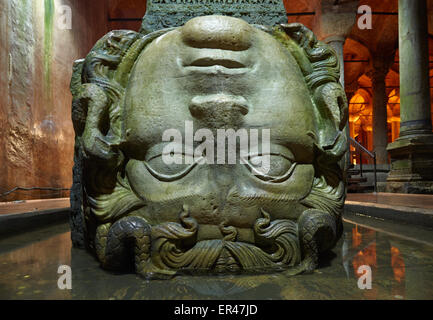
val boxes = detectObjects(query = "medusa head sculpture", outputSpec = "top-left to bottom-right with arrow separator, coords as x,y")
70,15 -> 348,279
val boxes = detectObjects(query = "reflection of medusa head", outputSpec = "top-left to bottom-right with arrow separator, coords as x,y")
71,16 -> 348,278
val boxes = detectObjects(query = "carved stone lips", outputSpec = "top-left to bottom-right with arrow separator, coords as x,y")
181,51 -> 251,75
189,57 -> 246,69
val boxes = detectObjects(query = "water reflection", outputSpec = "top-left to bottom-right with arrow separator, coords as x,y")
0,220 -> 432,300
342,225 -> 408,299
0,232 -> 72,299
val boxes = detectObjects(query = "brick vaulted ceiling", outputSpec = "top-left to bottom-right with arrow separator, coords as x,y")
107,0 -> 433,95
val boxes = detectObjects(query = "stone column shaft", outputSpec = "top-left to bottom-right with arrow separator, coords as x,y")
371,60 -> 390,164
386,0 -> 433,194
398,0 -> 432,136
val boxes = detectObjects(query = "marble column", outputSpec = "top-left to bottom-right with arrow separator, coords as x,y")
315,0 -> 358,87
397,0 -> 432,137
314,0 -> 358,170
386,0 -> 433,194
325,36 -> 346,87
369,57 -> 391,164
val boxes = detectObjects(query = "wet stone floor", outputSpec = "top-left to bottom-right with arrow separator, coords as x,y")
0,211 -> 432,300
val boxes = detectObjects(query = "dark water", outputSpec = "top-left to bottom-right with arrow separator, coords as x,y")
0,212 -> 432,300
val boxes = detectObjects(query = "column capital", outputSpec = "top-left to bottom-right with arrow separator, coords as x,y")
313,0 -> 358,42
323,35 -> 346,44
366,52 -> 395,83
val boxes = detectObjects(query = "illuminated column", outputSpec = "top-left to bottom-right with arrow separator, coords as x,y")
369,56 -> 392,164
386,0 -> 433,194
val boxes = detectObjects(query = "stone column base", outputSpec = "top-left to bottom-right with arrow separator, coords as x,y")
386,134 -> 433,194
385,181 -> 433,194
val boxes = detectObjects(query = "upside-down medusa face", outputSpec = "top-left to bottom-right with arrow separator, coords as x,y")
71,15 -> 348,278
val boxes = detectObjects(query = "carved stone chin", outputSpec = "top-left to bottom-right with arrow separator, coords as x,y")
71,14 -> 348,279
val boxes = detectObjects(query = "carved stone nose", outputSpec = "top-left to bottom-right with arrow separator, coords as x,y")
181,15 -> 253,51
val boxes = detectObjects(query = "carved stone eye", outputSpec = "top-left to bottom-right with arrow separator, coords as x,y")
245,153 -> 296,183
145,153 -> 199,182
147,153 -> 192,174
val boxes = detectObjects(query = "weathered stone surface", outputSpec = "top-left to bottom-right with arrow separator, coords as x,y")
386,135 -> 433,194
140,0 -> 288,33
0,0 -> 108,202
71,14 -> 348,278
